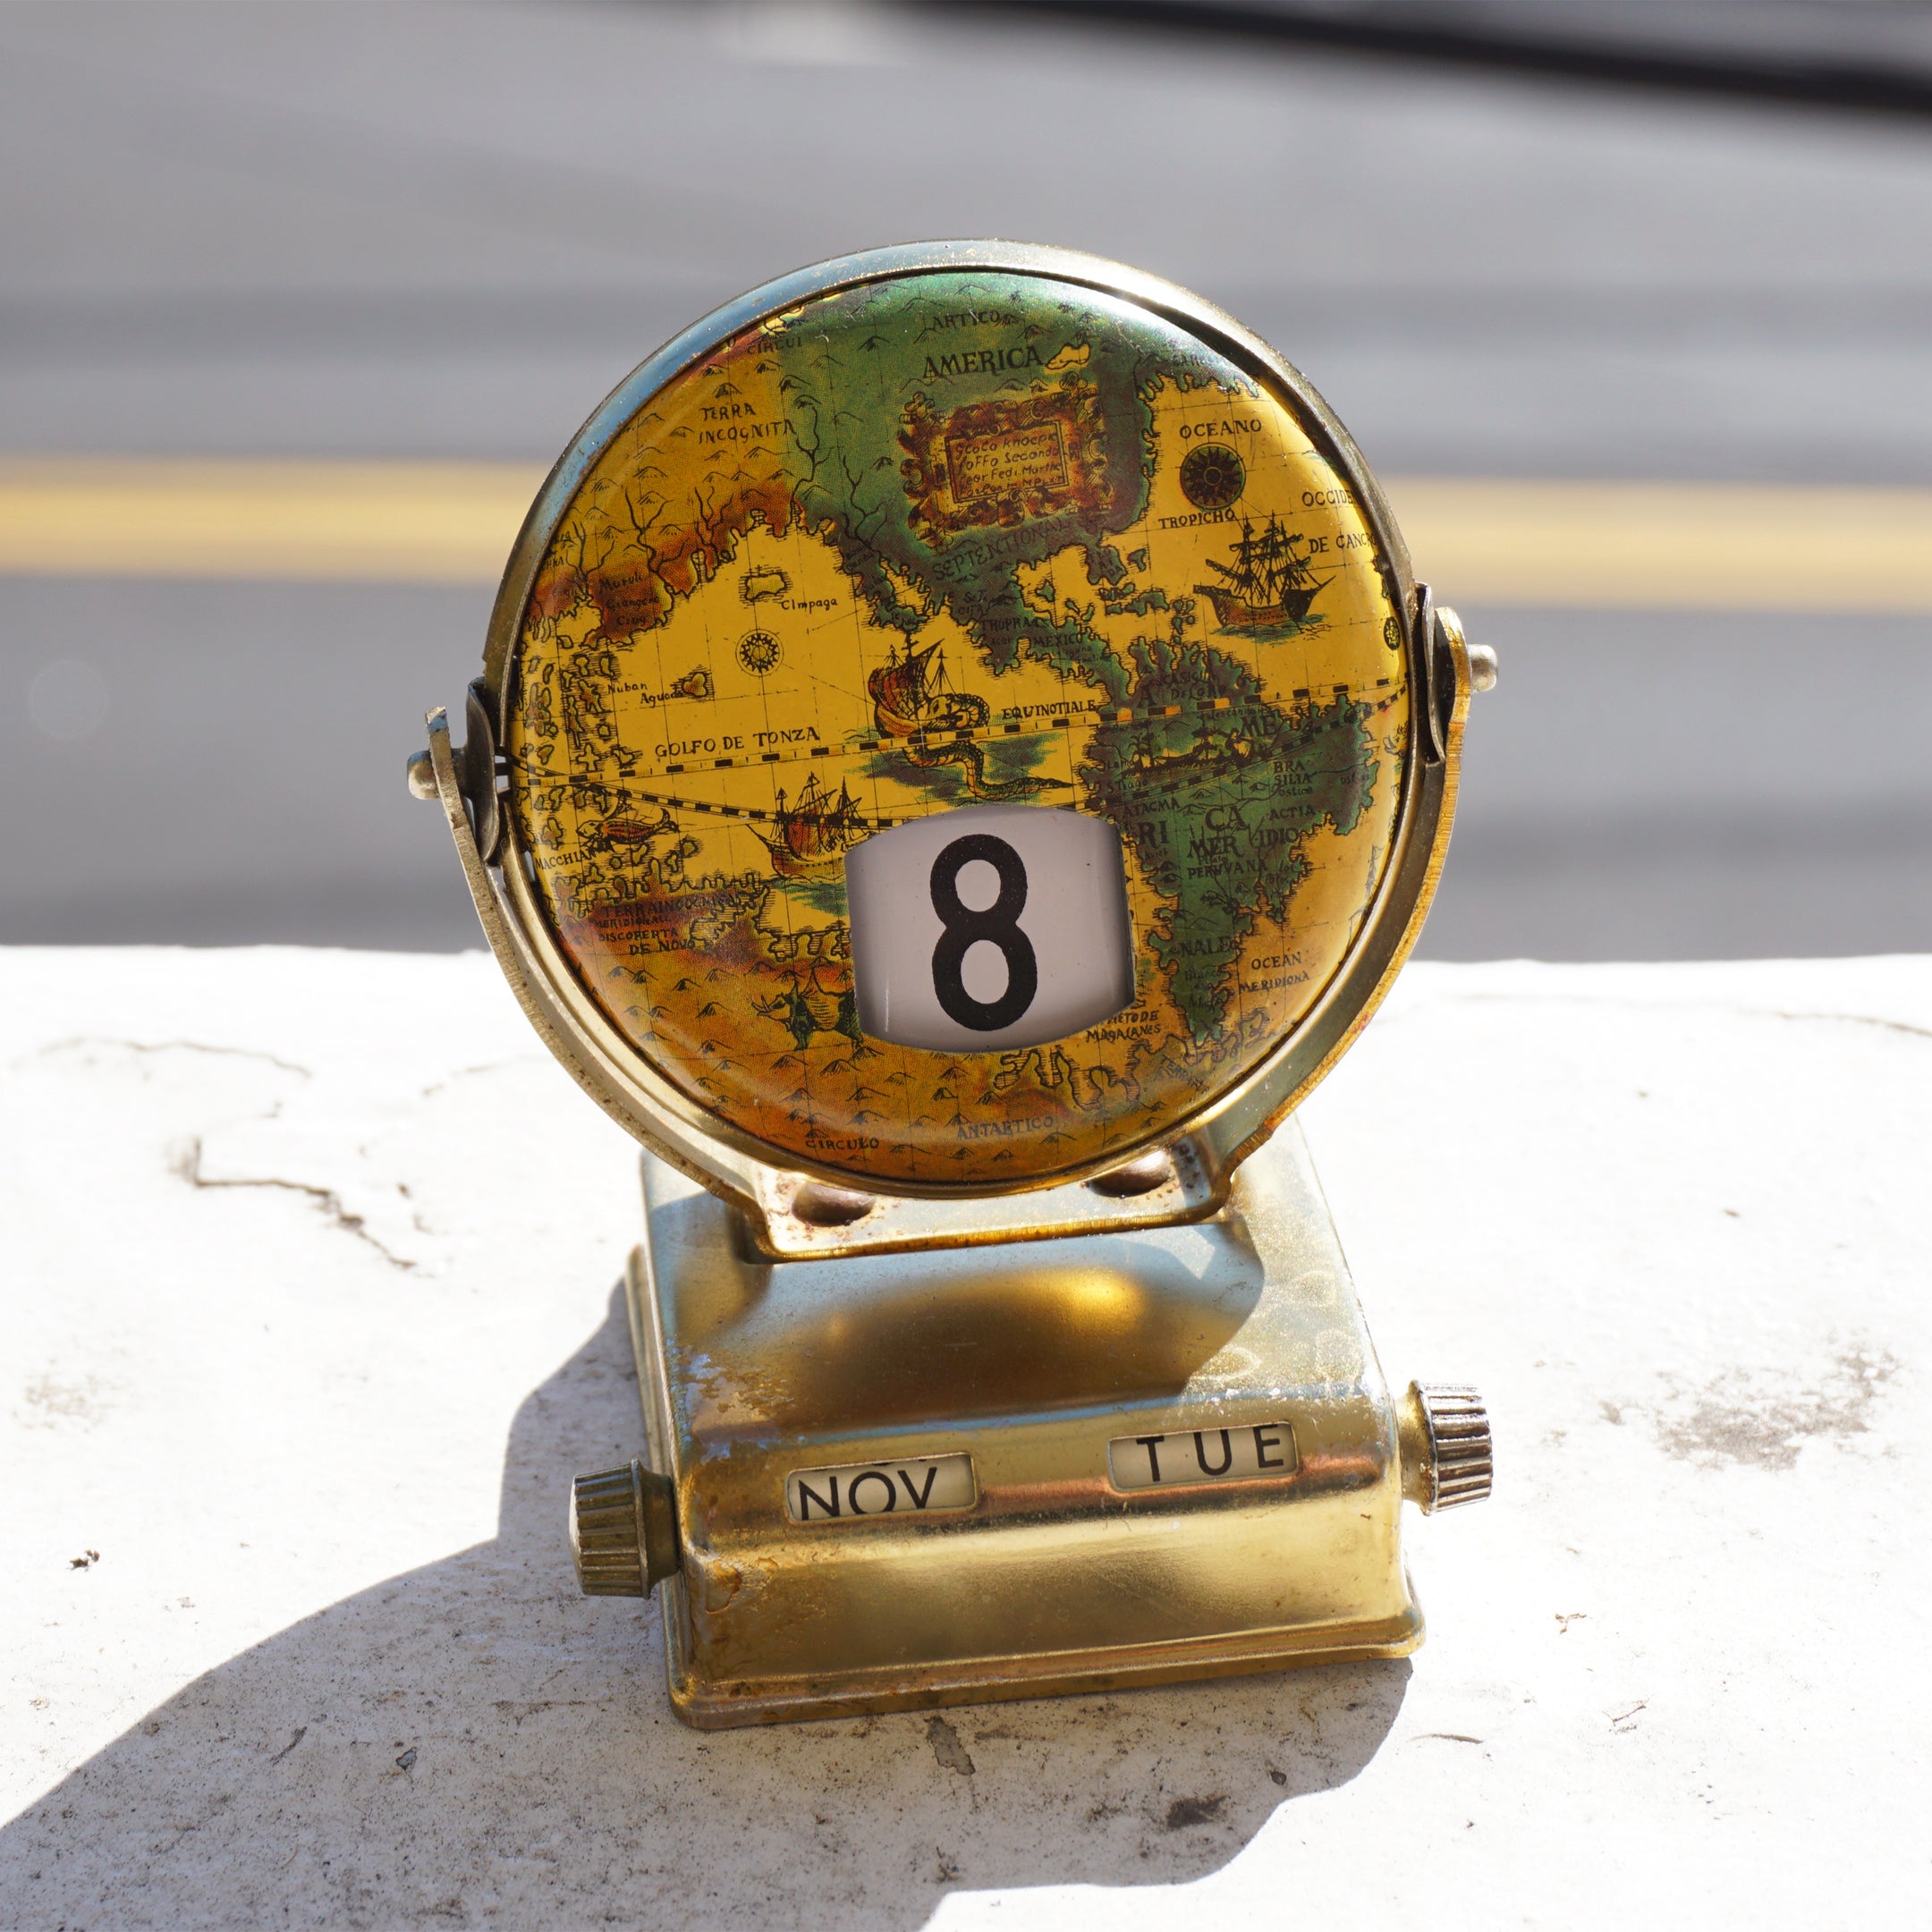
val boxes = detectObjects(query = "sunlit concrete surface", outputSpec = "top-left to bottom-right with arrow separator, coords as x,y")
2,945 -> 1928,1927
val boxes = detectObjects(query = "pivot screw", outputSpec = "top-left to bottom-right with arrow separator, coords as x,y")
1467,644 -> 1499,693
406,749 -> 436,800
1397,1383 -> 1493,1512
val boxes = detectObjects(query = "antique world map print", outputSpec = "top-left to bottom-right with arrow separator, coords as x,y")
505,269 -> 1411,1186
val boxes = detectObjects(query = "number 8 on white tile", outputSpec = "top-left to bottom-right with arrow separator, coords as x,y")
844,805 -> 1136,1053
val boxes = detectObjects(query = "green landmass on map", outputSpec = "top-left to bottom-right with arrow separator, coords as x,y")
1080,607 -> 1377,1038
766,275 -> 1373,1040
772,274 -> 1222,683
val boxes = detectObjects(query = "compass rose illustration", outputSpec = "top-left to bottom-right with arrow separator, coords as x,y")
737,629 -> 782,674
1178,442 -> 1245,511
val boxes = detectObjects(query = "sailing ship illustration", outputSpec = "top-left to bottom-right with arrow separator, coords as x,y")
866,634 -> 1062,801
1194,515 -> 1331,633
758,768 -> 869,875
867,637 -> 989,738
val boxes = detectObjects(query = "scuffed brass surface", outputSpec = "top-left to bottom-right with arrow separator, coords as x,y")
744,1142 -> 1221,1258
624,1121 -> 1423,1728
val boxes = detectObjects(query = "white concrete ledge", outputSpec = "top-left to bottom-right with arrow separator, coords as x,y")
2,948 -> 1926,1928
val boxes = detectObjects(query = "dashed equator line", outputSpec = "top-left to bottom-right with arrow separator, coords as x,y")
509,679 -> 1400,828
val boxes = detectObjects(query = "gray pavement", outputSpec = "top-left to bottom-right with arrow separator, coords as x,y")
941,1 -> 1932,114
1,0 -> 1928,957
1433,606 -> 1932,958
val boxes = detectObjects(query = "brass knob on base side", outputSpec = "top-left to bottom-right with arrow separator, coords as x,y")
571,1460 -> 681,1596
1397,1383 -> 1493,1513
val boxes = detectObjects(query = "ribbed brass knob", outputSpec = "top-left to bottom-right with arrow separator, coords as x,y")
1397,1383 -> 1493,1513
570,1460 -> 680,1597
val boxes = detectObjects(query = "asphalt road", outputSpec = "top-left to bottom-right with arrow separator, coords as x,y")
3,0 -> 1929,958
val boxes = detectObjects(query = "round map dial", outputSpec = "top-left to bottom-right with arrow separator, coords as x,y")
504,266 -> 1411,1190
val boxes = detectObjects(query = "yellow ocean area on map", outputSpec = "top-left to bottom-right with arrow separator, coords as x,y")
508,306 -> 1410,1187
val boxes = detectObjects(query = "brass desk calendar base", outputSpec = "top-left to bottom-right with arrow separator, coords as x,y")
597,1129 -> 1487,1727
411,242 -> 1495,1728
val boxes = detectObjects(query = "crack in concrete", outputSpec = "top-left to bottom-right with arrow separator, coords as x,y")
174,1136 -> 415,1271
22,1037 -> 421,1272
19,1036 -> 315,1078
153,1792 -> 232,1857
417,1060 -> 528,1099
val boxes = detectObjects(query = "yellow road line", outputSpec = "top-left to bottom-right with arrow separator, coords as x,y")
0,458 -> 1928,610
1392,477 -> 1932,613
0,457 -> 545,586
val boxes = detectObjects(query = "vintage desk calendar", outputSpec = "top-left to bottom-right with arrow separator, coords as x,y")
409,242 -> 1495,1728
